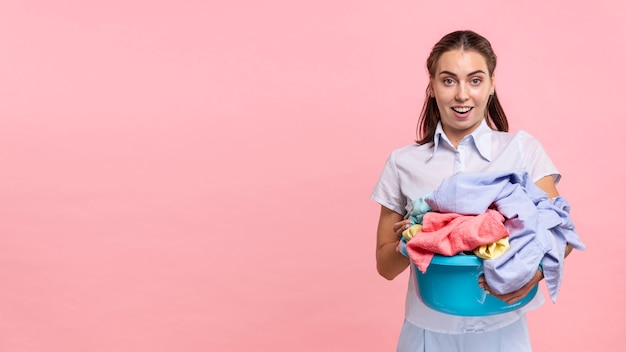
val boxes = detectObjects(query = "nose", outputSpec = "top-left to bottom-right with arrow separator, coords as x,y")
455,84 -> 469,102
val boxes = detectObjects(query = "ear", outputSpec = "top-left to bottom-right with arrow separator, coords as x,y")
490,74 -> 496,95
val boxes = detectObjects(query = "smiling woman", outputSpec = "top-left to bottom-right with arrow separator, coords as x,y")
430,50 -> 495,147
371,30 -> 584,352
416,30 -> 508,148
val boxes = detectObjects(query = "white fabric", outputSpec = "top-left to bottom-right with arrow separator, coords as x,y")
371,120 -> 559,334
397,315 -> 532,352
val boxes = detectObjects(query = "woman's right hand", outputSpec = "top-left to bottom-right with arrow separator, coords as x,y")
376,207 -> 410,280
392,219 -> 411,241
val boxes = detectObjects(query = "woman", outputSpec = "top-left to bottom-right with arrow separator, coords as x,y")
371,30 -> 578,351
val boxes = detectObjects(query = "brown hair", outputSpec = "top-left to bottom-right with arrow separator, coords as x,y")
416,30 -> 508,144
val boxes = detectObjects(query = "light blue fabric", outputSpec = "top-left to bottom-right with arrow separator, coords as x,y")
397,316 -> 532,352
406,195 -> 433,226
425,170 -> 586,301
398,238 -> 409,257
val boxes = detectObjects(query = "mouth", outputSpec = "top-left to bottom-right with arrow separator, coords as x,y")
451,106 -> 473,114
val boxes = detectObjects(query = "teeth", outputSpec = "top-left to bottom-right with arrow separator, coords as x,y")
453,107 -> 472,113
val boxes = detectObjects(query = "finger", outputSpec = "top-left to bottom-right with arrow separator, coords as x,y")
393,222 -> 410,239
504,296 -> 522,304
396,228 -> 407,240
393,220 -> 409,232
492,291 -> 523,304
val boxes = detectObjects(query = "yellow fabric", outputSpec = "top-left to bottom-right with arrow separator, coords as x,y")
474,237 -> 510,259
402,224 -> 423,242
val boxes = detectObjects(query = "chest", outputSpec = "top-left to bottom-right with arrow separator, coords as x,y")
397,144 -> 525,215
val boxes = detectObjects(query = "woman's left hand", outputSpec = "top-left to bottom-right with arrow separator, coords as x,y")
478,269 -> 543,304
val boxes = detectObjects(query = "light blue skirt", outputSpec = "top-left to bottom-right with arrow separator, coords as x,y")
397,315 -> 531,352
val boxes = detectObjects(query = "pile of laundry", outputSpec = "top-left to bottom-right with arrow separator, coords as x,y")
399,170 -> 586,302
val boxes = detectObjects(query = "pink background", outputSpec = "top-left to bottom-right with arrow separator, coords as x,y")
1,1 -> 623,351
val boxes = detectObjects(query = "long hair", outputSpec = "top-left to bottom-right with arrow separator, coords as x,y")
416,30 -> 508,144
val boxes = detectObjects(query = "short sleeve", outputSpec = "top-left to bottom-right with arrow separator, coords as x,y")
518,131 -> 561,184
371,151 -> 407,215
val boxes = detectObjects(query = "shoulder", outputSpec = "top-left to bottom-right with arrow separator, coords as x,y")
381,142 -> 434,171
506,130 -> 560,182
491,129 -> 543,149
511,130 -> 547,152
489,128 -> 535,140
388,142 -> 433,159
512,130 -> 540,141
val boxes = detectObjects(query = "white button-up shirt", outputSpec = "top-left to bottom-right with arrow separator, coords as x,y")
371,119 -> 559,333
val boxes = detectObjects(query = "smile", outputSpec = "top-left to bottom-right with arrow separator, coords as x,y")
452,107 -> 473,113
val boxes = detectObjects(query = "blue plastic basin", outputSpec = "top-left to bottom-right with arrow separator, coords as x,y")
414,254 -> 538,316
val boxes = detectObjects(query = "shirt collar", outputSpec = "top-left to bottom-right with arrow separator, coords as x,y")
428,119 -> 493,161
428,123 -> 446,160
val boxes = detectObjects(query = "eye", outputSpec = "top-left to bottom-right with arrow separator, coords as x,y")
443,78 -> 455,86
471,78 -> 482,85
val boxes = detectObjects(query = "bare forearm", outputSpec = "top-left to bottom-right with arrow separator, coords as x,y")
376,241 -> 410,280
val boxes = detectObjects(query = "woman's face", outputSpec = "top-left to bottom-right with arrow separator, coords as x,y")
430,49 -> 495,146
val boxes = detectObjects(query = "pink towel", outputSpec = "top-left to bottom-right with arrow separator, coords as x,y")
407,209 -> 509,273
